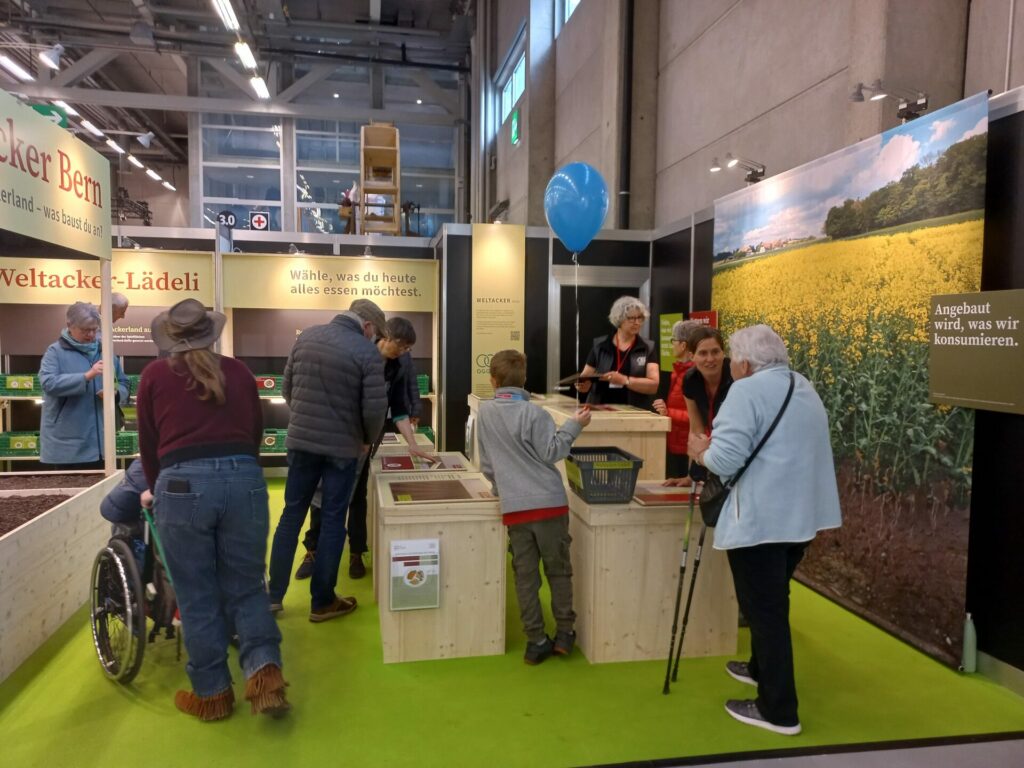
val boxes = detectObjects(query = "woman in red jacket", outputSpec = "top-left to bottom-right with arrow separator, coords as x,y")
654,320 -> 701,482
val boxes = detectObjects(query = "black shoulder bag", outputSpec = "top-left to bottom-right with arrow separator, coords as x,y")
697,372 -> 795,527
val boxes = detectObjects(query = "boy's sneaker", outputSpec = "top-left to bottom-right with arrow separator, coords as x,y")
553,630 -> 576,657
724,699 -> 801,736
309,595 -> 358,623
294,551 -> 315,580
725,660 -> 756,686
524,636 -> 554,665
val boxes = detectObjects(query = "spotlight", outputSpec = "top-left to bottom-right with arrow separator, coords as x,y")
725,153 -> 739,169
710,157 -> 722,173
868,78 -> 887,101
136,131 -> 155,148
38,44 -> 64,71
416,99 -> 423,104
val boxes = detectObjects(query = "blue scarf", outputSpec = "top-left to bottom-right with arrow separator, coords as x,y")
61,329 -> 100,359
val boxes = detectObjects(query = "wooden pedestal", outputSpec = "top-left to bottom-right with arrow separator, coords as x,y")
375,471 -> 505,663
545,404 -> 670,480
568,493 -> 737,663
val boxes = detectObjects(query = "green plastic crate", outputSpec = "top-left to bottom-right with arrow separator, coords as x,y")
416,374 -> 429,395
127,374 -> 142,395
255,375 -> 284,397
261,429 -> 287,453
0,431 -> 40,456
1,374 -> 41,397
115,431 -> 139,456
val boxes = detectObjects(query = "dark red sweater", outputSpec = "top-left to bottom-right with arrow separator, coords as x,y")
137,355 -> 263,489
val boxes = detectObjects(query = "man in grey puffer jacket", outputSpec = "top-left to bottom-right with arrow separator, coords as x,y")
267,299 -> 388,623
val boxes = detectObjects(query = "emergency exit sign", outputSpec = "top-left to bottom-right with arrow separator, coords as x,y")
510,108 -> 521,145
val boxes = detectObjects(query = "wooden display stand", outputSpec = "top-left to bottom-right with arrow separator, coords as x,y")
568,492 -> 737,663
375,431 -> 435,455
465,392 -> 581,468
374,471 -> 505,663
544,404 -> 670,480
359,122 -> 401,236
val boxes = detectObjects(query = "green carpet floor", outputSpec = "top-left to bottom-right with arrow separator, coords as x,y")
1,479 -> 1023,768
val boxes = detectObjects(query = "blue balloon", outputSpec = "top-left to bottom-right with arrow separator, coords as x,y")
544,162 -> 609,253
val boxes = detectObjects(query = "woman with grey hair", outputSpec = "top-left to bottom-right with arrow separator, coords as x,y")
653,319 -> 702,479
688,324 -> 841,736
575,296 -> 659,408
39,301 -> 129,468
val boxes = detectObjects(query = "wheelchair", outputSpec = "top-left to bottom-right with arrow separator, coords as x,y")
90,508 -> 180,684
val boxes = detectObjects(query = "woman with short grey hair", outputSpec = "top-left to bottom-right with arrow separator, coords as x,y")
39,301 -> 129,468
653,319 -> 703,479
575,295 -> 660,408
688,323 -> 841,736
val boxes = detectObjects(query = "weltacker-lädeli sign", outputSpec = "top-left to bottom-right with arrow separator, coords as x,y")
0,250 -> 214,305
0,88 -> 111,260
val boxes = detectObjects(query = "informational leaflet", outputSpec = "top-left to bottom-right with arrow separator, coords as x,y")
390,538 -> 440,611
633,481 -> 692,506
379,453 -> 467,472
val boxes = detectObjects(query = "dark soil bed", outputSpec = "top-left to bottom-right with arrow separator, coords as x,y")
0,473 -> 101,490
0,494 -> 74,537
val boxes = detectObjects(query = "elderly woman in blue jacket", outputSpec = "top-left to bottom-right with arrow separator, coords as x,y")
39,302 -> 129,469
688,324 -> 841,737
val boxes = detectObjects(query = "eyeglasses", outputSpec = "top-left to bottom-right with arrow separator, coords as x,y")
389,339 -> 413,353
625,315 -> 645,323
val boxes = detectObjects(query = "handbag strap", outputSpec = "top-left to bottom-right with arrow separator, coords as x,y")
723,371 -> 795,490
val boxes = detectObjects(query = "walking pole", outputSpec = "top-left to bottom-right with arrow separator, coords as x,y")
671,486 -> 708,683
662,490 -> 696,694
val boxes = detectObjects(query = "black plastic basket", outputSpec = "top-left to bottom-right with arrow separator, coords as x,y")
565,447 -> 644,504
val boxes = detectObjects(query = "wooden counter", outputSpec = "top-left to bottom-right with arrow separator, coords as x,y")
544,403 -> 670,480
568,492 -> 737,663
465,392 -> 579,467
375,431 -> 435,455
374,471 -> 505,663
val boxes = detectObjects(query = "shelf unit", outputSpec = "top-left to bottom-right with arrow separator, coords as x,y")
359,123 -> 401,236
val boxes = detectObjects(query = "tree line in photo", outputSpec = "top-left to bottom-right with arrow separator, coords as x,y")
823,134 -> 986,239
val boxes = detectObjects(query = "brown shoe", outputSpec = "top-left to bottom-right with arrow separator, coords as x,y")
309,595 -> 358,623
244,664 -> 290,717
349,552 -> 366,579
174,687 -> 235,721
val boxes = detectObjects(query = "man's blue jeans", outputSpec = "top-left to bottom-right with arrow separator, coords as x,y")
268,449 -> 360,610
153,456 -> 282,697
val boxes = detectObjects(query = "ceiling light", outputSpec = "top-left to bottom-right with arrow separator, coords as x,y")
145,169 -> 162,181
0,56 -> 35,82
53,99 -> 78,116
136,131 -> 155,148
162,181 -> 176,191
211,0 -> 240,32
127,154 -> 144,168
80,120 -> 104,137
250,76 -> 270,99
868,78 -> 887,101
38,44 -> 64,71
709,157 -> 722,173
234,41 -> 257,70
333,92 -> 340,99
105,139 -> 125,154
725,153 -> 739,168
416,99 -> 423,104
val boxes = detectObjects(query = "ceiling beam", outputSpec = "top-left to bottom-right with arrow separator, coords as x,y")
203,58 -> 257,100
410,70 -> 458,115
14,83 -> 461,126
50,49 -> 121,88
277,64 -> 338,103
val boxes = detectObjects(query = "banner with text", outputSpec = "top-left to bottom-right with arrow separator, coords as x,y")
222,253 -> 437,313
471,224 -> 525,398
930,289 -> 1024,414
0,88 -> 111,259
659,313 -> 683,372
0,250 -> 213,306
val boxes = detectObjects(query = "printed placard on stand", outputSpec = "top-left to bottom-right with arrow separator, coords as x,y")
390,539 -> 440,611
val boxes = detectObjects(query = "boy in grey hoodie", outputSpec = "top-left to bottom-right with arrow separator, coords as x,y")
477,350 -> 591,664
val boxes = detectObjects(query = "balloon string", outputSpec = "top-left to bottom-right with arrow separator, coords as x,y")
573,250 -> 580,403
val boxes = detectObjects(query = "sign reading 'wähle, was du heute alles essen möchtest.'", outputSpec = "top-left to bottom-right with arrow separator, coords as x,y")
0,88 -> 111,259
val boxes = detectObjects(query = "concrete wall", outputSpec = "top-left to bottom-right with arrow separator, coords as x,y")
654,0 -> 971,228
966,0 -> 1024,95
117,161 -> 190,228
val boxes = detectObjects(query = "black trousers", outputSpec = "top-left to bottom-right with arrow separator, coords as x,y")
726,541 -> 809,727
302,456 -> 371,555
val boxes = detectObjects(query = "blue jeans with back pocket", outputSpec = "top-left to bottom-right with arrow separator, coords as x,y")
153,455 -> 282,697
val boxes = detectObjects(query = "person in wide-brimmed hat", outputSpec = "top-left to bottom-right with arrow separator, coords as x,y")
137,298 -> 290,721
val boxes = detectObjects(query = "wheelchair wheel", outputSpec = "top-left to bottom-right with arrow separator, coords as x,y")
90,538 -> 146,684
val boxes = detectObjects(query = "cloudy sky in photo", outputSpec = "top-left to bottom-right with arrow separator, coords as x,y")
713,92 -> 989,254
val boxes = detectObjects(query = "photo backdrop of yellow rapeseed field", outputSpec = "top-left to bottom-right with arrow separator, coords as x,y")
713,219 -> 983,348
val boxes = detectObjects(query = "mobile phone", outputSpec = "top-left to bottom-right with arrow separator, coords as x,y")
166,479 -> 191,493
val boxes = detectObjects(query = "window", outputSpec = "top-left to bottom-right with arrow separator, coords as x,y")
565,0 -> 582,22
500,53 -> 526,123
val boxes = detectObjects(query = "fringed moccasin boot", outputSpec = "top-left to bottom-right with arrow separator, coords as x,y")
244,664 -> 290,717
174,688 -> 235,722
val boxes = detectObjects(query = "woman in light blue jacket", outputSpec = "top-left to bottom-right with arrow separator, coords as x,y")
39,302 -> 129,468
689,324 -> 841,737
